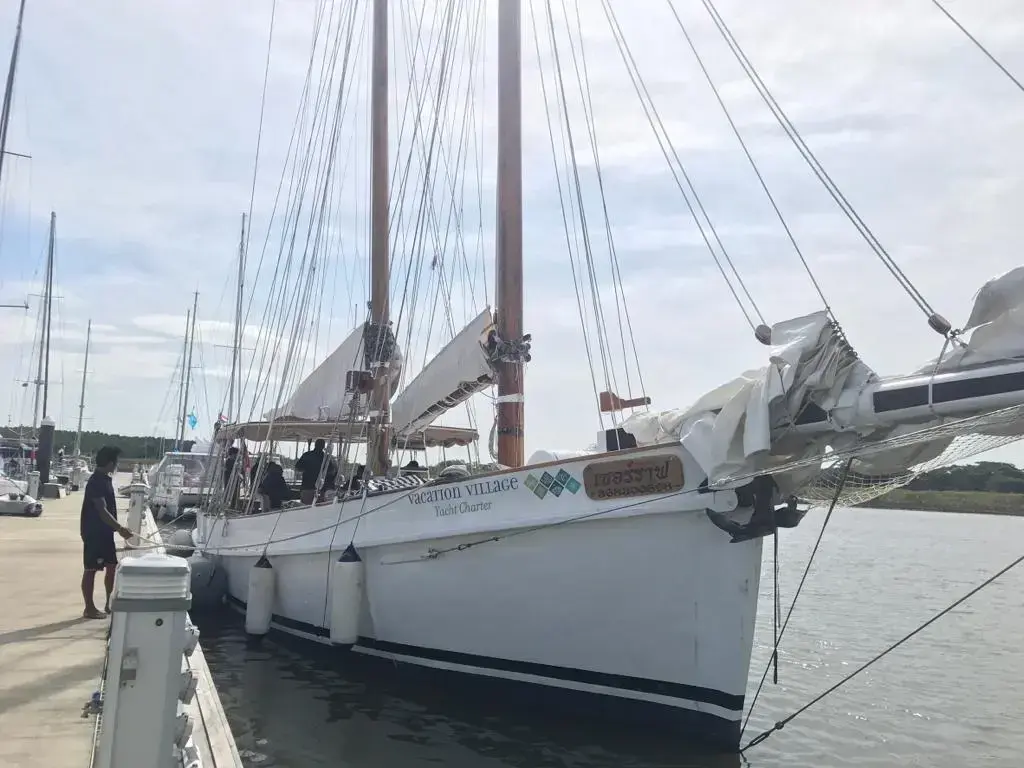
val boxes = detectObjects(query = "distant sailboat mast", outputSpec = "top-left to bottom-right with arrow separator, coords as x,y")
73,318 -> 91,457
175,308 -> 191,446
31,211 -> 55,428
228,213 -> 246,423
0,0 -> 27,189
178,291 -> 199,447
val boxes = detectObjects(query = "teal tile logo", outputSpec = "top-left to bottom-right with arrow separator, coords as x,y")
525,468 -> 580,500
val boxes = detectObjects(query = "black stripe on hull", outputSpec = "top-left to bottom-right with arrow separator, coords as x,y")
224,595 -> 745,751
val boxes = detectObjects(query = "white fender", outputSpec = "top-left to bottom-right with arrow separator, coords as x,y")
329,544 -> 364,645
245,556 -> 275,636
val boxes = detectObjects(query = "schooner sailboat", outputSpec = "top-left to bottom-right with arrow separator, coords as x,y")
194,0 -> 1024,751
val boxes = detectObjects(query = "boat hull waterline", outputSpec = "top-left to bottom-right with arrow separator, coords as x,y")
195,445 -> 763,750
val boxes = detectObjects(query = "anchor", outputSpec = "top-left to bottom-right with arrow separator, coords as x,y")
706,474 -> 808,543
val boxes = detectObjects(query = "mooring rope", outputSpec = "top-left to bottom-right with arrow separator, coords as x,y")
740,459 -> 852,737
741,549 -> 1024,752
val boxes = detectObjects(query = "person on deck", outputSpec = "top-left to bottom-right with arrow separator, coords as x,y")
223,446 -> 240,507
343,463 -> 366,493
80,445 -> 133,619
317,446 -> 338,503
295,439 -> 336,505
258,462 -> 297,510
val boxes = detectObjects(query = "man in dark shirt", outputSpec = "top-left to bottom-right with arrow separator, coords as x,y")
258,462 -> 297,510
295,439 -> 336,505
80,445 -> 133,619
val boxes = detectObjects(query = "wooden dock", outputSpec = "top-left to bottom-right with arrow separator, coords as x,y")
0,488 -> 242,767
0,492 -> 107,766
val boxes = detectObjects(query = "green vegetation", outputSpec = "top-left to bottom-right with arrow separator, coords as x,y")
862,461 -> 1024,516
0,427 -> 191,462
861,489 -> 1023,515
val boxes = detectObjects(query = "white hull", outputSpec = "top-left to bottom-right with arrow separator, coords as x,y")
196,445 -> 762,749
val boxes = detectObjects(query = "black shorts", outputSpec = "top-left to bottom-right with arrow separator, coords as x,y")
82,532 -> 117,571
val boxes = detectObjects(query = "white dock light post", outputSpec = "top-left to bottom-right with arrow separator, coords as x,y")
96,553 -> 198,768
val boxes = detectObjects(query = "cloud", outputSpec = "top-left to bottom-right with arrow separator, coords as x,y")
1,0 -> 1023,473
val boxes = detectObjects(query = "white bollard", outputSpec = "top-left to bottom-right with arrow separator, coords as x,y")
127,481 -> 150,548
95,553 -> 195,768
27,471 -> 40,499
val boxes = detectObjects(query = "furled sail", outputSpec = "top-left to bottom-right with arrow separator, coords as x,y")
390,307 -> 496,438
265,324 -> 403,422
622,268 -> 1024,494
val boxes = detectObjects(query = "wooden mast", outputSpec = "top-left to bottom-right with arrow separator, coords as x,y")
367,0 -> 391,475
495,0 -> 525,468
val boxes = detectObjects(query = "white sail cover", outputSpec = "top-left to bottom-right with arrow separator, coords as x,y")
391,308 -> 496,438
622,311 -> 865,490
621,268 -> 1024,492
266,325 -> 403,422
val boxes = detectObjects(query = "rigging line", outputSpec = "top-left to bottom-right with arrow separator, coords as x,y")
388,0 -> 448,250
413,3 -> 487,371
664,0 -> 832,314
569,0 -> 647,403
529,4 -> 603,424
929,0 -> 1024,96
386,7 -> 453,355
598,0 -> 766,327
394,0 -> 461,338
238,0 -> 339,402
545,0 -> 621,405
740,459 -> 851,737
393,0 -> 479,381
400,0 -> 476,333
699,0 -> 939,322
771,505 -> 781,685
599,0 -> 763,331
244,0 -> 278,259
304,6 -> 362,353
245,1 -> 357,414
472,0 -> 489,309
742,548 -> 1024,753
557,0 -> 633,405
420,3 -> 486,334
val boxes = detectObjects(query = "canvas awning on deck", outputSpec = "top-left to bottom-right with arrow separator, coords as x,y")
215,419 -> 478,450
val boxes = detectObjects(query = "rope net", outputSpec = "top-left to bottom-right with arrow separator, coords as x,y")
714,403 -> 1024,508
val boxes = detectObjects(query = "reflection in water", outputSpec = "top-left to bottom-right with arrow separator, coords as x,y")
198,508 -> 1024,767
199,614 -> 739,768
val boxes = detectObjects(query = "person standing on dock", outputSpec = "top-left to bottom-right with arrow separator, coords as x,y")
80,445 -> 133,619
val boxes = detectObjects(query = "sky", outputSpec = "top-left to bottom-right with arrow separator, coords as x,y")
1,0 -> 1023,467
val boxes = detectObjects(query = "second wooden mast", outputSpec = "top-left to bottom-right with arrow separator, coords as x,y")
495,0 -> 526,468
367,0 -> 392,475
